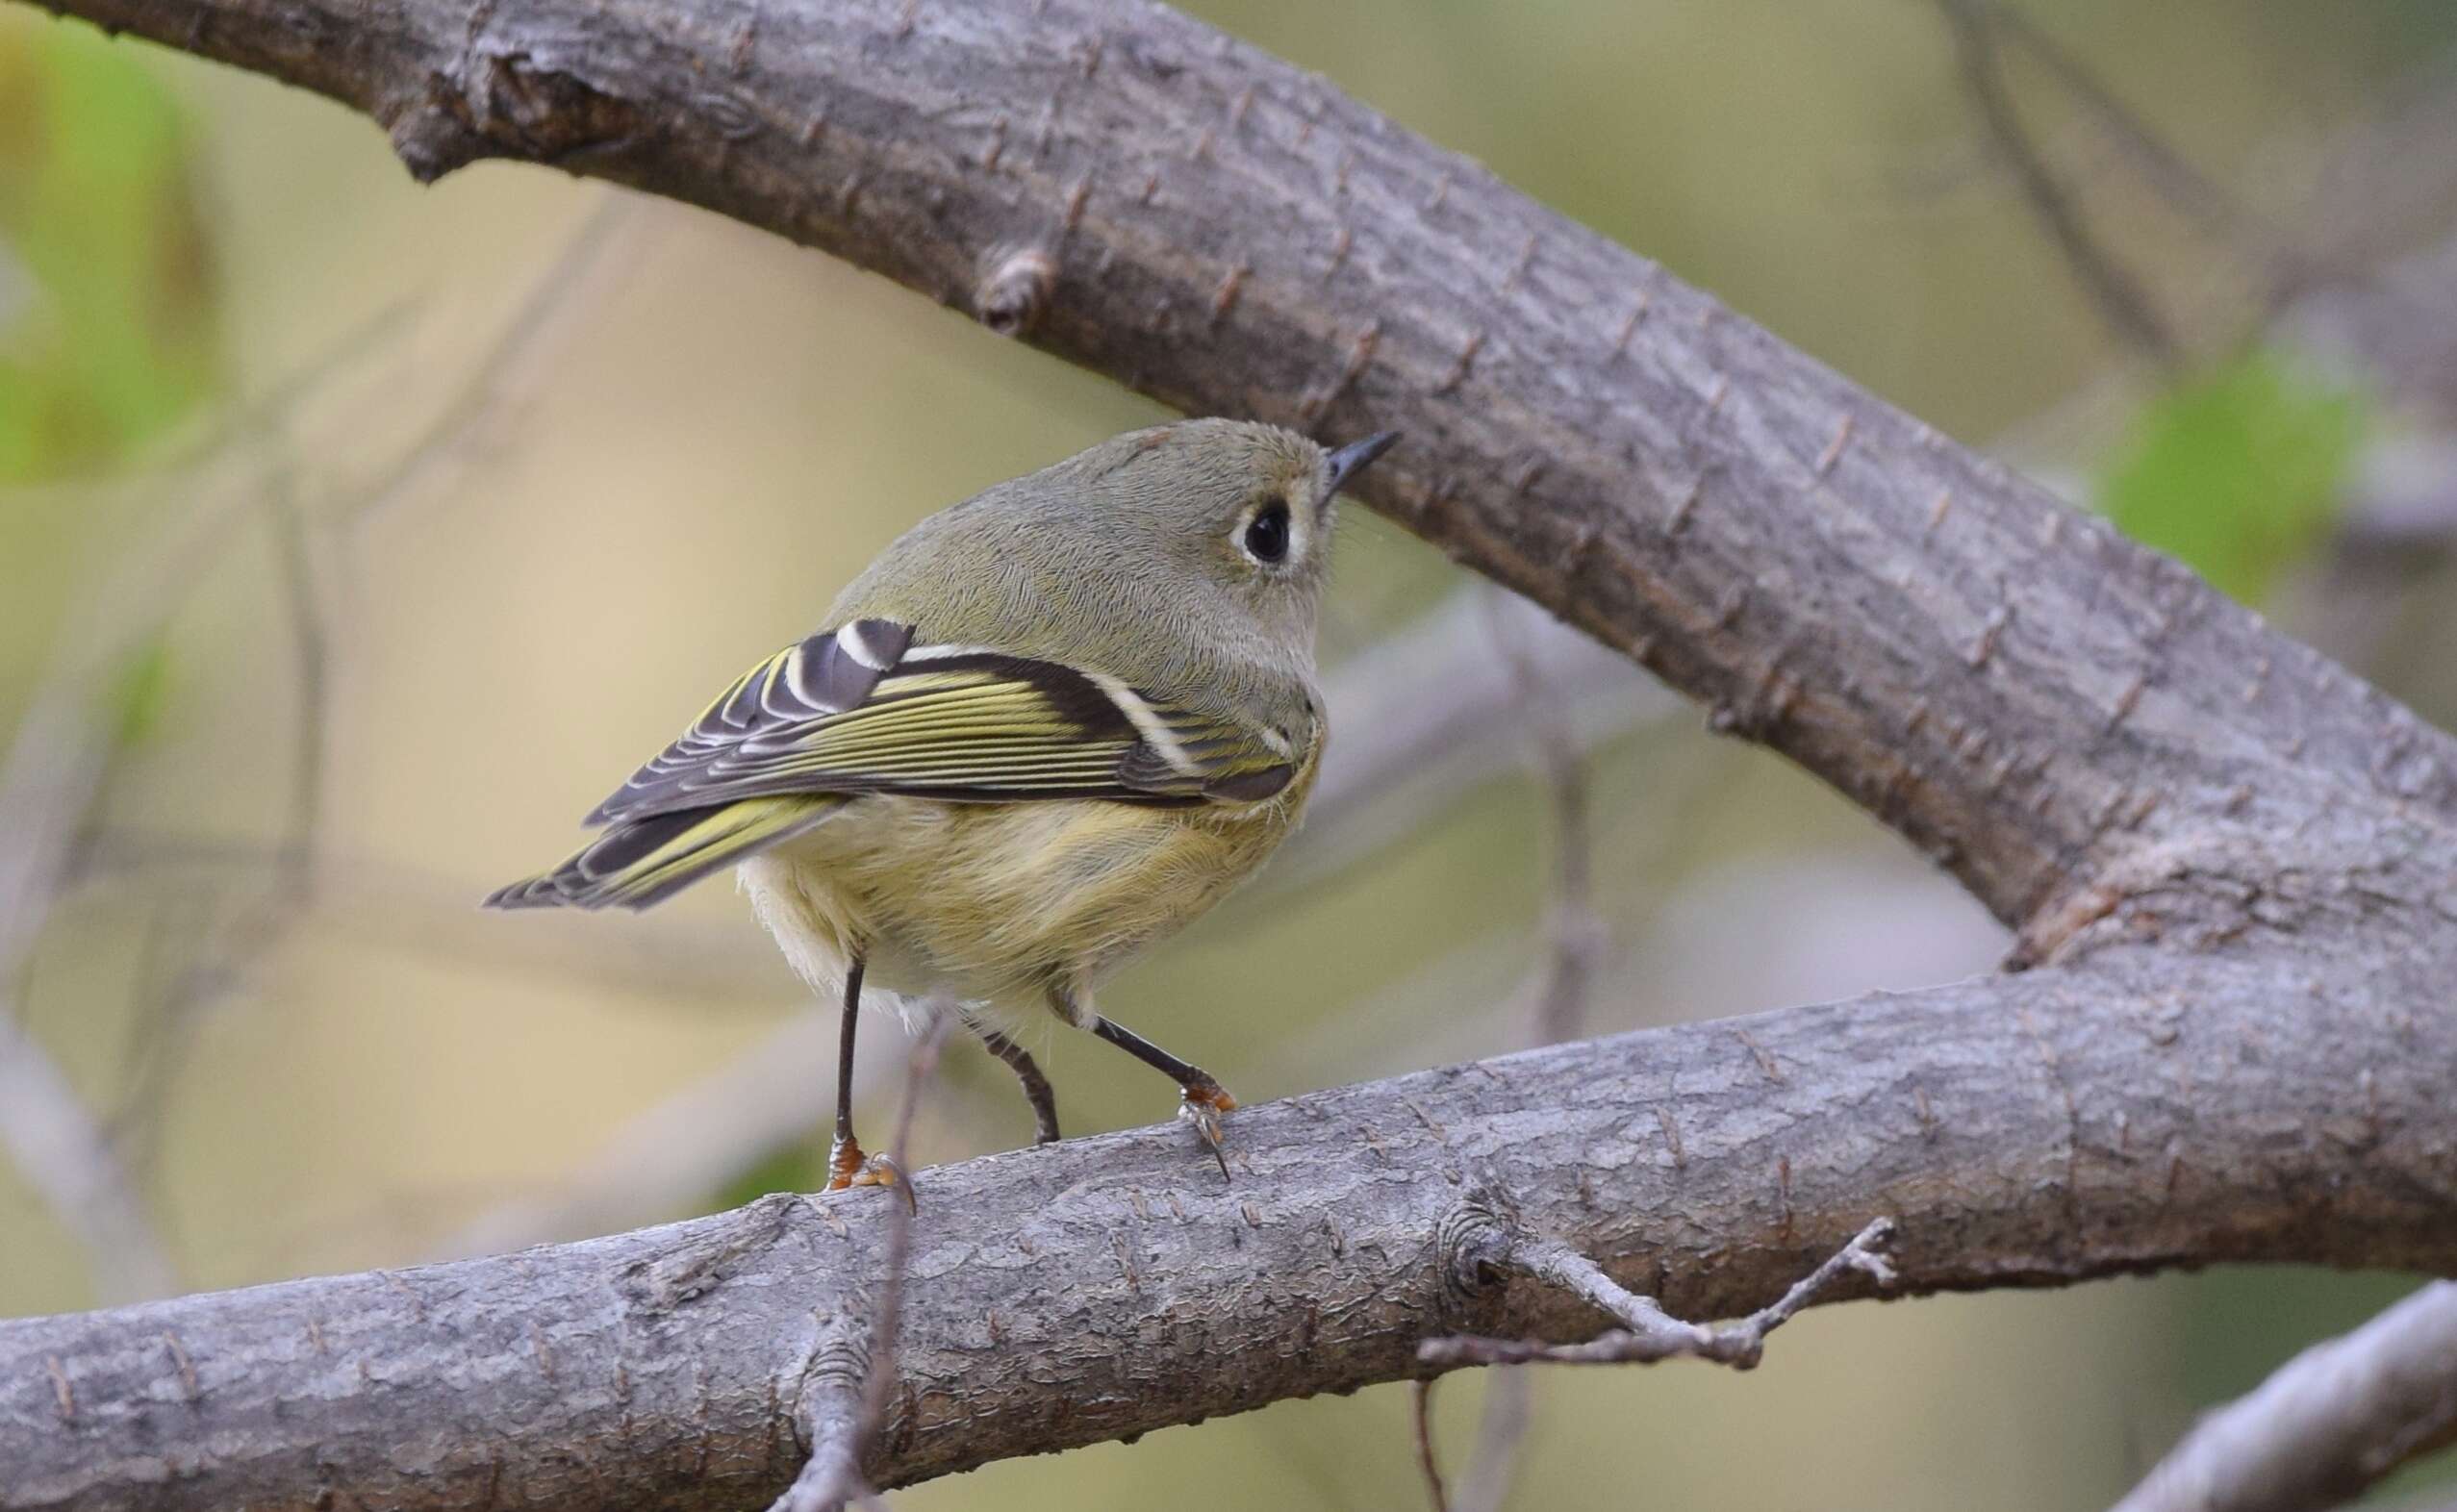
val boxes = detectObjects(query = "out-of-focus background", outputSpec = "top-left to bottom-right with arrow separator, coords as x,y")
5,1 -> 2456,1506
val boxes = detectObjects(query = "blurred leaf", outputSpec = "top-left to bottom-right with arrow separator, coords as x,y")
0,14 -> 219,480
105,635 -> 172,746
2099,352 -> 2366,607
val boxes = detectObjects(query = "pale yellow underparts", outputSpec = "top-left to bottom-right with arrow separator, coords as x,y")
739,756 -> 1315,1030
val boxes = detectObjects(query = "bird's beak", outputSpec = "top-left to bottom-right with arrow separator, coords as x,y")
1322,431 -> 1402,500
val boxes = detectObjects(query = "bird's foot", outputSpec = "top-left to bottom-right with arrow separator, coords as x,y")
825,1133 -> 913,1212
1177,1079 -> 1239,1182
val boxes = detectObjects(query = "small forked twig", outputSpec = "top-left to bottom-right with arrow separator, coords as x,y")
1420,1216 -> 1898,1370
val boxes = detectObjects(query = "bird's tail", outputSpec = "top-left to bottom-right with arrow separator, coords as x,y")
483,795 -> 844,912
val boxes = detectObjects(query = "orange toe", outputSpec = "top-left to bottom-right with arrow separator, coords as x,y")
1182,1081 -> 1238,1115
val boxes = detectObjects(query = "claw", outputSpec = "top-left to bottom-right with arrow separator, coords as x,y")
1177,1080 -> 1239,1183
825,1134 -> 915,1212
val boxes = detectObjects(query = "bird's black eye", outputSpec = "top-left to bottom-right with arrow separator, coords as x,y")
1243,498 -> 1292,564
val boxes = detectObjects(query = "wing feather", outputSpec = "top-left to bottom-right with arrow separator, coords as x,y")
582,620 -> 1297,826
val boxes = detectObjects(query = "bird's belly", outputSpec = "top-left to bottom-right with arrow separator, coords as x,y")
739,792 -> 1299,1014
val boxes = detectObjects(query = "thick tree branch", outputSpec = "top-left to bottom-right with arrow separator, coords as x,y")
21,0 -> 2457,945
6,943 -> 2456,1507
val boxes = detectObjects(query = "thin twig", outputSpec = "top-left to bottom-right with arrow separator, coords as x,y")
1420,1217 -> 1898,1370
1453,1369 -> 1531,1512
95,197 -> 641,1162
0,1016 -> 177,1301
0,388 -> 369,1303
1975,8 -> 2444,348
0,195 -> 638,1279
1982,10 -> 2270,249
855,1011 -> 949,1453
337,193 -> 640,537
1938,0 -> 2182,368
1416,589 -> 1614,1512
1268,586 -> 1673,897
1484,586 -> 1607,1046
765,1008 -> 950,1512
265,461 -> 328,898
0,592 -> 177,1303
1410,1379 -> 1451,1512
108,459 -> 327,1179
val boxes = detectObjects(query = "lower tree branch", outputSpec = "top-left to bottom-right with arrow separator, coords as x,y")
2111,1281 -> 2457,1512
5,944 -> 2451,1509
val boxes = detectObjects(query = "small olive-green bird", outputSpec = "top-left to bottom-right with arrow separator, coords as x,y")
488,419 -> 1398,1194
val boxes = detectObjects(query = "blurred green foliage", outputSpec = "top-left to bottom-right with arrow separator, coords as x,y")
0,18 -> 216,480
106,634 -> 172,744
0,13 -> 217,743
2099,352 -> 2367,607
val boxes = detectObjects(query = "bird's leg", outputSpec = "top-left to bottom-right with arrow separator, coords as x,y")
825,957 -> 910,1207
966,1016 -> 1062,1145
1087,1012 -> 1238,1182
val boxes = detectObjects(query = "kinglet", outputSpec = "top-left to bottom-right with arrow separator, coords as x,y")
489,419 -> 1399,1194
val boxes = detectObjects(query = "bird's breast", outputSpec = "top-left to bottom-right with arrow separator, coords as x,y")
744,782 -> 1309,1013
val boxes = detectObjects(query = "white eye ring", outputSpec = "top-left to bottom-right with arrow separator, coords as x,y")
1238,496 -> 1296,566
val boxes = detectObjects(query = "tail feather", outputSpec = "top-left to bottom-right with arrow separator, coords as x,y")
483,795 -> 842,912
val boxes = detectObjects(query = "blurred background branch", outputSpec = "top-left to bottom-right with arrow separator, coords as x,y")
1938,0 -> 2184,367
2113,1283 -> 2457,1512
0,1020 -> 171,1303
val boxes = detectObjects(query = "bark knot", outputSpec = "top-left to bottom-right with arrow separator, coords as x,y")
392,50 -> 642,183
975,246 -> 1058,338
1431,1187 -> 1518,1323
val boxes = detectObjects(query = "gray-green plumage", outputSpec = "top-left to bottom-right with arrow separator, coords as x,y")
489,418 -> 1379,914
829,419 -> 1333,743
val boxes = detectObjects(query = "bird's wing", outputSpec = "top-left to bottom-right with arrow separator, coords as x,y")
583,617 -> 1298,826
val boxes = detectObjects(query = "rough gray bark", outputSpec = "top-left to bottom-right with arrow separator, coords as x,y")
8,946 -> 2455,1509
3,0 -> 2456,1506
26,0 -> 2457,941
